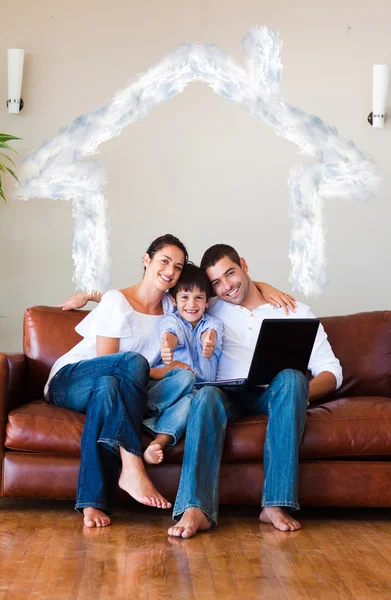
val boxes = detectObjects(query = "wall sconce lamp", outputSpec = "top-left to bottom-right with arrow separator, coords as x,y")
368,64 -> 389,128
7,49 -> 24,113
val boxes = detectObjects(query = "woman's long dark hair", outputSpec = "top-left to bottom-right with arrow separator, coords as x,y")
144,234 -> 188,271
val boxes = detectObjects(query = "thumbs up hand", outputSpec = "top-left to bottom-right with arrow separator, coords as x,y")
202,329 -> 216,358
161,332 -> 176,364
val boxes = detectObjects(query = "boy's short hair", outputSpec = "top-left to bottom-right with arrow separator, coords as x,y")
171,263 -> 213,300
200,244 -> 241,271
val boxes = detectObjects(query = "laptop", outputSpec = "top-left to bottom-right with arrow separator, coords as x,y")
194,318 -> 320,389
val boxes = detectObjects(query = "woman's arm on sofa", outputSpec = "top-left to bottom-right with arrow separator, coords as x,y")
58,290 -> 103,311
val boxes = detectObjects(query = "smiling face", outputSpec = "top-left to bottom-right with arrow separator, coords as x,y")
143,244 -> 185,291
174,286 -> 209,328
206,256 -> 250,306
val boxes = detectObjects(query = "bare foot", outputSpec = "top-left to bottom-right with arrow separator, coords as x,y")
144,443 -> 164,465
118,456 -> 171,509
259,507 -> 301,532
83,507 -> 111,528
168,508 -> 211,539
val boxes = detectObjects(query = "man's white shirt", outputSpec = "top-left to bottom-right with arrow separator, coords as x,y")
207,298 -> 343,390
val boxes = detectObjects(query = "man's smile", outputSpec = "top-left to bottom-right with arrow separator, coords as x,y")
225,284 -> 241,298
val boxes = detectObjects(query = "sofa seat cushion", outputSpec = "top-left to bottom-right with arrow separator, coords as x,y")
301,396 -> 391,459
5,397 -> 391,461
221,395 -> 391,462
4,400 -> 162,456
5,401 -> 85,456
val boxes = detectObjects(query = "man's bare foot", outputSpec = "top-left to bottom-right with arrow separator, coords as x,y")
144,443 -> 164,465
118,456 -> 171,509
83,507 -> 111,528
259,507 -> 301,532
168,508 -> 211,539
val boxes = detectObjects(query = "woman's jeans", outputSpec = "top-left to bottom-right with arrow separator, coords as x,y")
173,369 -> 308,526
48,351 -> 150,514
143,369 -> 196,445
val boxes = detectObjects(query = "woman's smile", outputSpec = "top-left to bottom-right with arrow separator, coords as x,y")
159,273 -> 173,284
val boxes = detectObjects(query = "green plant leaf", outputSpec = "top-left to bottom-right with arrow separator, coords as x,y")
0,163 -> 19,181
0,174 -> 7,203
4,166 -> 19,182
0,152 -> 16,167
0,142 -> 18,153
0,134 -> 21,143
0,133 -> 21,202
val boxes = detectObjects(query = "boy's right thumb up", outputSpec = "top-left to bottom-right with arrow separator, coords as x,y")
161,333 -> 173,365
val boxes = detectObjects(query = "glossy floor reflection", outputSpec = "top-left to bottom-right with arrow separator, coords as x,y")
1,500 -> 391,599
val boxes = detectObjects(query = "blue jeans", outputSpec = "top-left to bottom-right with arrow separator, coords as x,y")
173,369 -> 308,525
48,351 -> 150,514
143,369 -> 196,445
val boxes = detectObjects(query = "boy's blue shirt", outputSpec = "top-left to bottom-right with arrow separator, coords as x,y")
154,311 -> 224,382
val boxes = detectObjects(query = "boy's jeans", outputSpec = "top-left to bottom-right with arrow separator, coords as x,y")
144,368 -> 196,445
48,351 -> 150,514
173,369 -> 308,525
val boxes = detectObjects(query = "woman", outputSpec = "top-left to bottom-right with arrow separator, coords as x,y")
47,234 -> 194,528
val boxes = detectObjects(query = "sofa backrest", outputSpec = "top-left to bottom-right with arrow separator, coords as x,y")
320,311 -> 391,399
23,306 -> 391,401
24,306 -> 88,401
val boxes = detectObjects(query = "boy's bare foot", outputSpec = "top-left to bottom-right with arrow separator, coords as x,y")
83,507 -> 111,528
118,461 -> 171,509
144,443 -> 164,465
168,508 -> 211,539
259,507 -> 301,531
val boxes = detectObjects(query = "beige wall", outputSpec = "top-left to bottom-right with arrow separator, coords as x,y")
1,0 -> 391,351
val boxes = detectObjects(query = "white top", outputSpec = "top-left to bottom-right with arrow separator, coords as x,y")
44,290 -> 173,398
207,299 -> 343,389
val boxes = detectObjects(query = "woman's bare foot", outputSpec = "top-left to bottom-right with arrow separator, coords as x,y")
144,443 -> 164,465
83,507 -> 111,528
259,507 -> 301,531
118,449 -> 171,509
168,508 -> 211,539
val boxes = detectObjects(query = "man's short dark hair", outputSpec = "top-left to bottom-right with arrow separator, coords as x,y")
171,263 -> 213,300
200,244 -> 241,271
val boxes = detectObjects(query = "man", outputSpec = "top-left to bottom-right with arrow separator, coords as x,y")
195,243 -> 342,533
59,245 -> 341,537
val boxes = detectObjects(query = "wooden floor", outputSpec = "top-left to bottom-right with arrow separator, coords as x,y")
1,501 -> 391,599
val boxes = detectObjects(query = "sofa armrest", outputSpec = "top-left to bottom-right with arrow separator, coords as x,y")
0,352 -> 27,424
0,353 -> 26,496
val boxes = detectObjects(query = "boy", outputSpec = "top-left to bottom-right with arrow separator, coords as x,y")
143,263 -> 223,464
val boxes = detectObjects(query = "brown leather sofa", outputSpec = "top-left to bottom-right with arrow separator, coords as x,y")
1,306 -> 391,506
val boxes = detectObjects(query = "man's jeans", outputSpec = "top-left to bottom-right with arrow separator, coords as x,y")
173,369 -> 308,525
48,352 -> 150,514
144,369 -> 196,445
